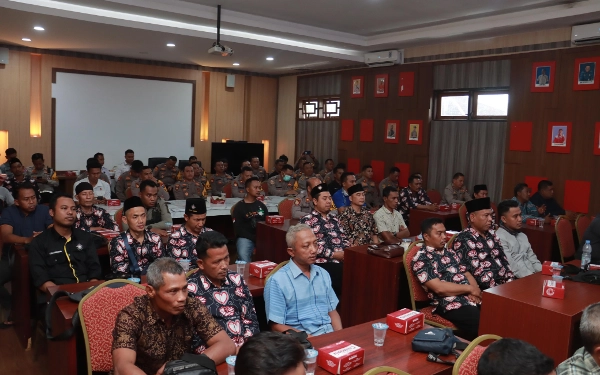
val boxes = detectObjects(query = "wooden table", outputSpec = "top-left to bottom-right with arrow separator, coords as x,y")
478,261 -> 598,365
12,246 -> 31,348
408,208 -> 461,236
255,219 -> 298,264
341,246 -> 411,327
520,223 -> 558,262
56,175 -> 77,196
216,320 -> 457,375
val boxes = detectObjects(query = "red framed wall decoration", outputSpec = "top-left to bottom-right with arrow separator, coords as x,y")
398,72 -> 415,96
546,122 -> 572,154
340,119 -> 354,141
406,120 -> 423,145
573,57 -> 600,91
374,74 -> 388,97
351,76 -> 364,98
384,120 -> 400,143
530,61 -> 555,93
509,122 -> 533,151
359,119 -> 374,142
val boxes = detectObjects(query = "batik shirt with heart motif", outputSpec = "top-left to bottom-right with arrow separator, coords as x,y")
165,225 -> 213,269
187,270 -> 260,352
300,210 -> 351,263
453,227 -> 515,290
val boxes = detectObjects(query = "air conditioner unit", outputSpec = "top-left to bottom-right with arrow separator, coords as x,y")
364,50 -> 403,67
572,23 -> 600,45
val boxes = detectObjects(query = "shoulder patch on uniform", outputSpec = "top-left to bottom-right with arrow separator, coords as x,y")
294,199 -> 300,206
269,179 -> 275,185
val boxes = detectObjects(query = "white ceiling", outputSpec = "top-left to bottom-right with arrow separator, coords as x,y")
1,0 -> 600,75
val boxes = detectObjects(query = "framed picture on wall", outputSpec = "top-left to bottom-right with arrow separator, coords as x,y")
406,120 -> 423,145
573,57 -> 600,90
351,76 -> 364,98
384,120 -> 400,144
594,122 -> 600,155
530,61 -> 555,92
374,74 -> 388,97
546,122 -> 572,154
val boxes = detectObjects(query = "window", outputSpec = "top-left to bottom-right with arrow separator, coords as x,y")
298,98 -> 340,119
436,89 -> 508,120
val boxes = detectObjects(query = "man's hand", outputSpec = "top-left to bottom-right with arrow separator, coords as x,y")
537,205 -> 546,215
467,285 -> 482,304
32,231 -> 42,238
332,251 -> 344,261
155,363 -> 166,375
428,204 -> 439,212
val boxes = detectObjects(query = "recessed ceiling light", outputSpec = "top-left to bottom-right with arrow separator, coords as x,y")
22,38 -> 31,42
266,57 -> 274,61
33,26 -> 45,31
233,63 -> 240,66
166,43 -> 175,47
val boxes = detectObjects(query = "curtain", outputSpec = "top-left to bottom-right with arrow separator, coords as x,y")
428,121 -> 507,203
296,121 -> 339,170
434,60 -> 510,90
297,74 -> 341,97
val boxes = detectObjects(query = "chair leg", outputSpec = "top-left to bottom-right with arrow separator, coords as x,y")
29,318 -> 46,361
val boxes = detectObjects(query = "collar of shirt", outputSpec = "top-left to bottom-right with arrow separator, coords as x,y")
288,258 -> 318,280
424,245 -> 446,255
499,223 -> 519,236
140,294 -> 188,326
49,226 -> 81,242
310,209 -> 335,222
467,227 -> 492,240
382,206 -> 396,215
126,229 -> 158,245
198,270 -> 232,289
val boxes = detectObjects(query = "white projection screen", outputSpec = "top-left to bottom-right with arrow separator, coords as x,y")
53,71 -> 194,170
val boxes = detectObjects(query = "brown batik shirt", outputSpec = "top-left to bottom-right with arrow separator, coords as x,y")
111,295 -> 222,375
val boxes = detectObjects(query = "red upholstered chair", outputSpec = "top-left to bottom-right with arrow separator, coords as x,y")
555,216 -> 576,263
223,183 -> 232,198
491,202 -> 498,221
452,334 -> 502,375
261,181 -> 269,195
114,208 -> 124,232
427,189 -> 442,205
125,187 -> 133,198
278,199 -> 294,220
363,366 -> 410,375
403,241 -> 457,330
576,214 -> 592,244
79,280 -> 146,374
459,203 -> 468,230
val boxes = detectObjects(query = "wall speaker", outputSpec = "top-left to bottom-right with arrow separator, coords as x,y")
0,48 -> 8,65
226,74 -> 235,88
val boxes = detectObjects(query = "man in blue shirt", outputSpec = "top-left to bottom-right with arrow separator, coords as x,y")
0,182 -> 52,245
265,223 -> 342,336
529,180 -> 567,217
332,172 -> 357,214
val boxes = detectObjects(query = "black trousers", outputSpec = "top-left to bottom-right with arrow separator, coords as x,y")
318,262 -> 343,299
437,305 -> 480,341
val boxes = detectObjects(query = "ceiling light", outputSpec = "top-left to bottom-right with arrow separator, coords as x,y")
166,43 -> 175,47
233,63 -> 240,66
22,38 -> 31,42
266,57 -> 274,61
33,26 -> 45,31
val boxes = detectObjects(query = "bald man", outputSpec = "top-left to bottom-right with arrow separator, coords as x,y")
291,177 -> 321,220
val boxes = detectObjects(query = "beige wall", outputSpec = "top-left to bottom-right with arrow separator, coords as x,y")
276,75 -> 297,163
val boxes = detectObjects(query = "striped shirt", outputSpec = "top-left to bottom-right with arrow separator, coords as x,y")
264,259 -> 338,336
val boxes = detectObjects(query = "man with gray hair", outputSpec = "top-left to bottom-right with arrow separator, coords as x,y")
264,224 -> 342,336
557,302 -> 600,374
111,258 -> 235,375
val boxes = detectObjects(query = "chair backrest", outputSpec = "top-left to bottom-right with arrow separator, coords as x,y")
427,189 -> 442,205
402,240 -> 427,309
453,334 -> 502,375
223,183 -> 232,198
186,268 -> 198,278
115,208 -> 124,231
265,260 -> 289,283
576,214 -> 592,244
278,198 -> 294,220
148,157 -> 168,170
261,181 -> 269,195
79,279 -> 146,374
459,203 -> 468,230
491,202 -> 498,221
555,216 -> 576,262
363,366 -> 411,375
446,233 -> 459,250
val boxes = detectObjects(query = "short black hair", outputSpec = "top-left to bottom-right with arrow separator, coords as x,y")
245,177 -> 260,188
94,152 -> 104,159
497,199 -> 519,217
421,217 -> 443,235
183,164 -> 194,171
362,165 -> 372,171
8,157 -> 21,167
452,172 -> 464,180
282,164 -> 294,172
142,165 -> 151,171
131,160 -> 144,173
382,186 -> 398,198
196,231 -> 229,260
275,159 -> 284,165
241,166 -> 253,174
188,156 -> 197,161
31,153 -> 44,162
513,182 -> 528,197
49,192 -> 73,211
408,174 -> 421,184
538,180 -> 553,191
341,172 -> 354,184
215,159 -> 225,166
86,159 -> 102,171
325,158 -> 334,164
235,332 -> 305,375
125,149 -> 134,155
303,161 -> 312,168
278,154 -> 289,162
5,148 -> 16,156
477,338 -> 554,375
389,167 -> 400,174
13,182 -> 36,200
168,156 -> 177,162
333,165 -> 345,174
250,156 -> 260,161
140,179 -> 158,192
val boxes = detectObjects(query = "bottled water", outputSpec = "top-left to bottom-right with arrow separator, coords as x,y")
582,240 -> 592,270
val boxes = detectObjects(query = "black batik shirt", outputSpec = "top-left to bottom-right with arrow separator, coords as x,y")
109,230 -> 164,274
300,210 -> 351,263
165,225 -> 213,268
74,205 -> 119,232
398,187 -> 432,225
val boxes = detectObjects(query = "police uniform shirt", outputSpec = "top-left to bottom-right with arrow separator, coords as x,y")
378,177 -> 398,197
252,166 -> 268,182
115,171 -> 135,201
173,180 -> 204,200
323,172 -> 334,184
267,175 -> 296,197
209,174 -> 233,196
153,163 -> 178,187
291,190 -> 313,219
130,178 -> 170,201
357,176 -> 380,208
295,173 -> 322,192
231,176 -> 247,198
194,175 -> 209,197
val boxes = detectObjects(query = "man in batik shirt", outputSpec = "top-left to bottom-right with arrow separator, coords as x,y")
188,231 -> 259,352
165,198 -> 212,269
453,197 -> 515,290
398,174 -> 438,226
74,182 -> 119,232
338,184 -> 379,247
412,217 -> 482,340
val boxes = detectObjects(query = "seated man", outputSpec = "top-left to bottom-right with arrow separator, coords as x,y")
75,158 -> 111,184
479,339 -> 555,375
578,216 -> 600,264
557,302 -> 600,374
338,184 -> 379,247
74,182 -> 120,232
327,165 -> 345,196
111,258 -> 235,375
512,183 -> 546,224
412,217 -> 482,340
265,224 -> 342,336
209,159 -> 233,197
173,165 -> 205,200
267,158 -> 285,179
332,172 -> 357,214
291,177 -> 321,220
115,160 -> 143,201
379,167 -> 400,197
472,184 -> 488,199
356,165 -> 379,209
300,183 -> 350,297
529,180 -> 568,217
3,158 -> 41,202
319,158 -> 335,180
152,156 -> 178,187
231,166 -> 255,198
0,148 -> 17,178
113,149 -> 135,181
453,198 -> 515,290
235,332 -> 306,375
441,172 -> 472,205
267,164 -> 297,196
130,165 -> 170,201
190,161 -> 209,190
250,156 -> 268,182
94,152 -> 110,177
125,180 -> 172,236
232,177 -> 268,263
165,198 -> 212,267
188,231 -> 260,351
223,159 -> 234,177
26,152 -> 58,194
495,199 -> 542,278
110,196 -> 164,275
374,187 -> 410,243
28,193 -> 101,292
398,174 -> 437,226
0,183 -> 52,245
73,159 -> 111,203
295,161 -> 322,192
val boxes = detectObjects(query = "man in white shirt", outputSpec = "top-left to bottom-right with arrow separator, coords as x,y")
94,152 -> 110,176
373,186 -> 410,243
73,159 -> 111,203
113,149 -> 135,181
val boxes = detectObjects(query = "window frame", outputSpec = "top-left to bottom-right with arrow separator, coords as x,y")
435,88 -> 509,121
297,97 -> 340,120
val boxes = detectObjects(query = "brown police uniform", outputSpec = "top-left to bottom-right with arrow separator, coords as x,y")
252,166 -> 268,182
130,178 -> 170,201
209,173 -> 233,196
291,190 -> 313,219
231,176 -> 247,198
115,171 -> 136,201
267,175 -> 296,197
323,171 -> 334,184
294,173 -> 323,192
357,176 -> 380,208
153,163 -> 178,187
173,180 -> 204,200
378,177 -> 399,197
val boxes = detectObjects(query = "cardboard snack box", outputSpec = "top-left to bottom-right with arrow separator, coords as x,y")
439,205 -> 451,212
542,279 -> 565,299
317,341 -> 365,374
249,260 -> 277,278
542,261 -> 562,276
106,199 -> 121,206
387,309 -> 424,334
266,215 -> 285,225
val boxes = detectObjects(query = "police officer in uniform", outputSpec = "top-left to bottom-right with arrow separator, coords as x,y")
250,156 -> 268,182
267,164 -> 297,197
173,165 -> 205,200
115,160 -> 143,201
356,165 -> 380,209
231,166 -> 255,198
190,162 -> 209,196
294,162 -> 322,192
209,159 -> 232,197
291,177 -> 322,219
379,167 -> 400,197
152,156 -> 178,187
131,166 -> 170,201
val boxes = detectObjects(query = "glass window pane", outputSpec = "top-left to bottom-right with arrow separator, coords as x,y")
440,95 -> 469,117
476,93 -> 508,116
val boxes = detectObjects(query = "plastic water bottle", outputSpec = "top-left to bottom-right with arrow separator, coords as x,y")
582,240 -> 592,270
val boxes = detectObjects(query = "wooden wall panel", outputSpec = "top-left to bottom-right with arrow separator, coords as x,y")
208,72 -> 246,144
276,76 -> 298,162
246,76 -> 278,170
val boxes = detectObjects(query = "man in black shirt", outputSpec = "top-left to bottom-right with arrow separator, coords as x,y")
28,193 -> 101,292
529,180 -> 570,218
327,165 -> 345,196
232,177 -> 268,263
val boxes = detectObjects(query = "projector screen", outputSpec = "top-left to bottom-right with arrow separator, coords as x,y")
52,71 -> 194,170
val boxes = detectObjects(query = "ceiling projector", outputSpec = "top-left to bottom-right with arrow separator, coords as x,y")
208,42 -> 234,57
